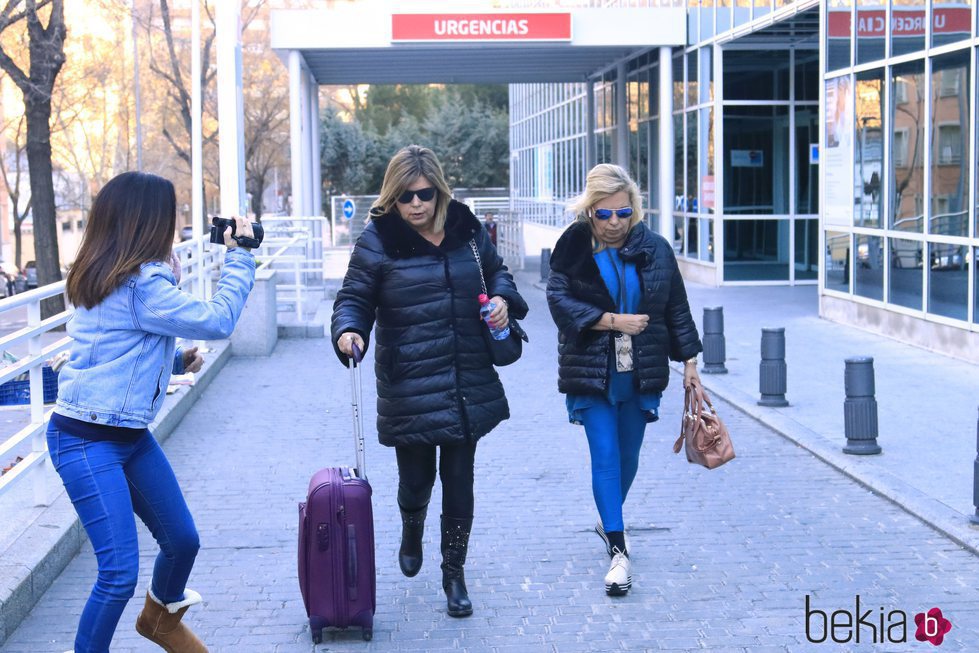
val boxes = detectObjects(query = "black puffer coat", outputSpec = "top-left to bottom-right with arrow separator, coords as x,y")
331,201 -> 528,447
546,220 -> 701,396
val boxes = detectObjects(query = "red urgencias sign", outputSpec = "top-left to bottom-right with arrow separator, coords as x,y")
391,13 -> 572,42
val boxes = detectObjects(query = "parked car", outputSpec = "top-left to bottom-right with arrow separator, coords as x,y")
24,261 -> 37,289
179,225 -> 195,241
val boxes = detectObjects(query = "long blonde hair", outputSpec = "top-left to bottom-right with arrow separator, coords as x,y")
567,164 -> 644,252
370,145 -> 452,231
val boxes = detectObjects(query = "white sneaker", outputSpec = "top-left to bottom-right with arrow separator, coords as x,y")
604,546 -> 632,596
595,520 -> 630,557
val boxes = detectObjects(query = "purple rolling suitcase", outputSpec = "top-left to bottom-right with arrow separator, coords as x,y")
298,345 -> 375,642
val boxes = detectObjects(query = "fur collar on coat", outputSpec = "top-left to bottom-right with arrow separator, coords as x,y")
370,199 -> 482,259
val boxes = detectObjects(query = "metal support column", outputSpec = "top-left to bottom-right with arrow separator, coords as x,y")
216,1 -> 246,219
615,61 -> 629,170
289,50 -> 306,216
585,79 -> 596,172
658,46 -> 674,239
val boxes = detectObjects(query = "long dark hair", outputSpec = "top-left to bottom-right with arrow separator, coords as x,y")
66,172 -> 176,309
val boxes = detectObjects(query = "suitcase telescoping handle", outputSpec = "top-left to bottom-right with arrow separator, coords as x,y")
349,343 -> 367,480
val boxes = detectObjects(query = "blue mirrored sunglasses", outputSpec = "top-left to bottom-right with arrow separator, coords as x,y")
593,207 -> 634,220
397,187 -> 437,204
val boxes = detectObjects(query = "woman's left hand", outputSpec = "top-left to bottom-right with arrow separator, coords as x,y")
488,295 -> 509,329
683,361 -> 704,408
182,346 -> 204,374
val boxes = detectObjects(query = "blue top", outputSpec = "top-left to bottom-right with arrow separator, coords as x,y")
566,247 -> 662,424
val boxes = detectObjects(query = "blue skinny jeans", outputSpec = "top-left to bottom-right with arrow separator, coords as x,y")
46,423 -> 200,653
579,394 -> 648,533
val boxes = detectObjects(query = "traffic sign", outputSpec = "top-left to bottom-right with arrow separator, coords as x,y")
342,198 -> 356,220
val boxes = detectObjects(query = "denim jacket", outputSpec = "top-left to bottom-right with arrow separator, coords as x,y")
55,249 -> 256,428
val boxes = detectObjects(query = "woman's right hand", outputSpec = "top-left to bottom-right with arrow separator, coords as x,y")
337,331 -> 365,357
224,216 -> 255,250
615,313 -> 649,335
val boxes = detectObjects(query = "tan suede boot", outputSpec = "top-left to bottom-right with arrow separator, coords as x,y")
135,589 -> 208,653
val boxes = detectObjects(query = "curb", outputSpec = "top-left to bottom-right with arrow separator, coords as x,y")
671,362 -> 979,557
0,340 -> 233,645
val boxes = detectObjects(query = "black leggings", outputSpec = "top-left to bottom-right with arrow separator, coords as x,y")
395,442 -> 477,519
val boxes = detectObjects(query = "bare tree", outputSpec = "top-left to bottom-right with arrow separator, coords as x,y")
0,114 -> 32,269
0,0 -> 67,316
146,0 -> 265,221
244,86 -> 289,220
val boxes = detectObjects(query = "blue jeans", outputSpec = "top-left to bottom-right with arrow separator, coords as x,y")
579,394 -> 648,533
46,423 -> 200,653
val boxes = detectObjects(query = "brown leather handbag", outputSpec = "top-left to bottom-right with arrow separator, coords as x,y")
673,384 -> 735,469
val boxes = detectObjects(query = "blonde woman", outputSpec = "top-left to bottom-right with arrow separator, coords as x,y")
332,145 -> 528,617
546,164 -> 702,596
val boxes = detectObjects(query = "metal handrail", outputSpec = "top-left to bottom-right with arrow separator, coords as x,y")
0,241 -> 224,507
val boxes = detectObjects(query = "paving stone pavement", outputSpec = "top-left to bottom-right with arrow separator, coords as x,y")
4,270 -> 979,652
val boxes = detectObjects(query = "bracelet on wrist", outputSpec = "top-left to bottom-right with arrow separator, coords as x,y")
685,356 -> 698,365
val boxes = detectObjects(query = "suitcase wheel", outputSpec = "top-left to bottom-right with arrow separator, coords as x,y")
362,628 -> 373,641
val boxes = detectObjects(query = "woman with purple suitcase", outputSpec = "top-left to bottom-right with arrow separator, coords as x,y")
333,145 -> 528,618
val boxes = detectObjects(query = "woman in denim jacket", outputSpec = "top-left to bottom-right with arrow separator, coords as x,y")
49,172 -> 255,653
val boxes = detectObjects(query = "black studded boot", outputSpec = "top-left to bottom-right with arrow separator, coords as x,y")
440,515 -> 473,618
398,503 -> 428,577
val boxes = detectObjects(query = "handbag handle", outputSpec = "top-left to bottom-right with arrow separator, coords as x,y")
468,239 -> 489,296
683,381 -> 716,418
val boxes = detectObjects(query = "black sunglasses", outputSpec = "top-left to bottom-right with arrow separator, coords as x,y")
397,187 -> 437,204
593,207 -> 634,220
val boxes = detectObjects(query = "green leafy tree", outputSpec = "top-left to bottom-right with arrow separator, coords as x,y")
319,107 -> 373,196
424,89 -> 508,188
321,84 -> 509,196
356,85 -> 432,136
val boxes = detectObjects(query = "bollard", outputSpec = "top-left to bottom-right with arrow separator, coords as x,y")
758,327 -> 788,407
540,248 -> 552,283
701,306 -> 728,374
972,407 -> 979,524
842,357 -> 882,455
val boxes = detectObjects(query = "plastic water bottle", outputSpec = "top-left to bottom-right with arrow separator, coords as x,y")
478,293 -> 510,340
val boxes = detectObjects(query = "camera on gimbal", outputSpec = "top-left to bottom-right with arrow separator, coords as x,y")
208,216 -> 264,249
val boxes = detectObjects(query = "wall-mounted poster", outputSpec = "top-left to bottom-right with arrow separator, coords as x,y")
824,76 -> 853,227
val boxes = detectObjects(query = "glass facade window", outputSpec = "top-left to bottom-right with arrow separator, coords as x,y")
855,0 -> 885,65
928,243 -> 968,320
889,60 -> 924,232
723,50 -> 790,101
724,219 -> 790,280
827,0 -> 852,71
932,0 -> 972,49
794,219 -> 819,279
717,0 -> 732,33
795,51 -> 820,102
888,237 -> 923,309
687,51 -> 698,109
855,69 -> 884,228
930,51 -> 969,238
891,0 -> 926,57
974,248 -> 979,324
723,106 -> 789,215
734,0 -> 750,27
674,112 -> 684,214
854,234 -> 884,300
701,0 -> 715,40
826,231 -> 851,292
796,107 -> 818,214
